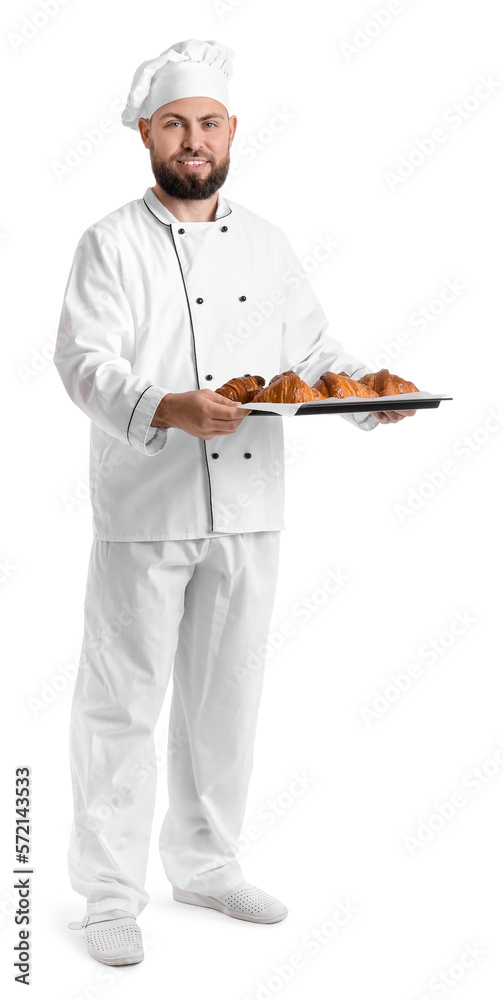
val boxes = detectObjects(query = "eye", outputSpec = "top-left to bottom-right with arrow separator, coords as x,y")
163,121 -> 219,128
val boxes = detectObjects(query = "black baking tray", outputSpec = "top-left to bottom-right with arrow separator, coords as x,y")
247,394 -> 452,416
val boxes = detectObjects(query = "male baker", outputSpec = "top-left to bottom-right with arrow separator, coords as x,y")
54,38 -> 415,967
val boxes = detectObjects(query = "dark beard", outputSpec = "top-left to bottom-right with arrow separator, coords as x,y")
150,147 -> 230,201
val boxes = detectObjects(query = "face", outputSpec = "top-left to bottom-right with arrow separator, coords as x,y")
139,96 -> 237,200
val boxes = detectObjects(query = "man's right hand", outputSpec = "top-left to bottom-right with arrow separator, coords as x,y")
150,390 -> 252,440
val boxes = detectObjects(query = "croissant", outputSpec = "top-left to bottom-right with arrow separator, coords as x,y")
252,370 -> 325,403
358,368 -> 419,395
313,371 -> 380,400
215,374 -> 266,403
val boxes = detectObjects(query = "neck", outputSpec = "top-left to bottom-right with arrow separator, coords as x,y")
151,184 -> 219,222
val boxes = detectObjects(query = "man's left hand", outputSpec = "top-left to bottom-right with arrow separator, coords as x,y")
371,409 -> 416,424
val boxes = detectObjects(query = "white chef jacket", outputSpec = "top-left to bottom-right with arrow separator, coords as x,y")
54,186 -> 379,540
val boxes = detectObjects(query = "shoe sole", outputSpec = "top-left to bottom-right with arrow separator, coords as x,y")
173,887 -> 288,923
87,950 -> 144,966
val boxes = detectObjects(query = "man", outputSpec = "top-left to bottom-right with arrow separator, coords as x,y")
55,38 -> 416,967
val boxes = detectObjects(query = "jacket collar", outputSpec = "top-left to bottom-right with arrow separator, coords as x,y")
142,185 -> 232,226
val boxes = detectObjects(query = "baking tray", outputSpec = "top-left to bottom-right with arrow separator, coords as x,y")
238,391 -> 453,417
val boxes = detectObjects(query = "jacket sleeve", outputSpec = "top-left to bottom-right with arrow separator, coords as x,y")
54,224 -> 170,455
276,229 -> 379,432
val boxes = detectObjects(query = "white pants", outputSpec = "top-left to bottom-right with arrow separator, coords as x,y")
68,530 -> 281,918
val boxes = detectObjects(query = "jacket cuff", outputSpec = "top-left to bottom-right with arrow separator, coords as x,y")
343,409 -> 380,430
351,409 -> 380,429
127,384 -> 169,455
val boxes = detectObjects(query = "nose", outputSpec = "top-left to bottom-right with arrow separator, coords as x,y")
182,125 -> 204,152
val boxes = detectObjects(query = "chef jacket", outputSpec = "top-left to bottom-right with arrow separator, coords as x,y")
54,186 -> 379,541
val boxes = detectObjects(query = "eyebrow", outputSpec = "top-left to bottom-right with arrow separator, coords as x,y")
158,112 -> 226,122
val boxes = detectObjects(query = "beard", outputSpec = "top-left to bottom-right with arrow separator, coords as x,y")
149,145 -> 230,200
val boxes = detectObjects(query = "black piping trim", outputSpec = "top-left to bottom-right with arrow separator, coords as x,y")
140,195 -> 233,531
142,196 -> 233,225
167,223 -> 215,532
127,384 -> 154,445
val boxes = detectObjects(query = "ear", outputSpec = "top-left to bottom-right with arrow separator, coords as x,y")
228,115 -> 238,147
138,118 -> 151,147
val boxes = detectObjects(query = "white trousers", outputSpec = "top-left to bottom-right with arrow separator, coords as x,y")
68,530 -> 281,918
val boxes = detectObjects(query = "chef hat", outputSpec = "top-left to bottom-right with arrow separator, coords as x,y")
121,38 -> 234,131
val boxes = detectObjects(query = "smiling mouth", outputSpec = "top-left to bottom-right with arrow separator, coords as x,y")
176,158 -> 210,171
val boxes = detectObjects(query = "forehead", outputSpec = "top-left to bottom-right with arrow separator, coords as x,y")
154,96 -> 228,121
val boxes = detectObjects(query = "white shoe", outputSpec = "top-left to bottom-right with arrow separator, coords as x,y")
68,913 -> 144,965
173,879 -> 288,923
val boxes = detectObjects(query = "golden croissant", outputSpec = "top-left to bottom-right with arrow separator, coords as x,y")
215,366 -> 419,404
313,371 -> 380,399
358,368 -> 419,395
215,374 -> 266,403
251,370 -> 325,403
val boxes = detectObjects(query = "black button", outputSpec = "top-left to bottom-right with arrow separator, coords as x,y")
221,225 -> 228,232
211,452 -> 219,459
244,452 -> 252,459
205,374 -> 213,381
196,297 -> 204,304
239,295 -> 247,301
178,228 -> 185,234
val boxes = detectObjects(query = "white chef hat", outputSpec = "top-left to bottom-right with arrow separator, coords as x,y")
121,38 -> 234,131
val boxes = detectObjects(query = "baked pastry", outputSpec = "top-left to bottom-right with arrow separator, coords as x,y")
313,371 -> 380,400
215,365 -> 419,405
252,370 -> 325,403
358,368 -> 419,395
215,374 -> 266,403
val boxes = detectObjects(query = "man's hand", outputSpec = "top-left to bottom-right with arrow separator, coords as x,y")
150,389 -> 252,440
371,409 -> 417,424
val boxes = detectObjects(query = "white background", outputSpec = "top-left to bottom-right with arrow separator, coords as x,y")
1,0 -> 502,996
